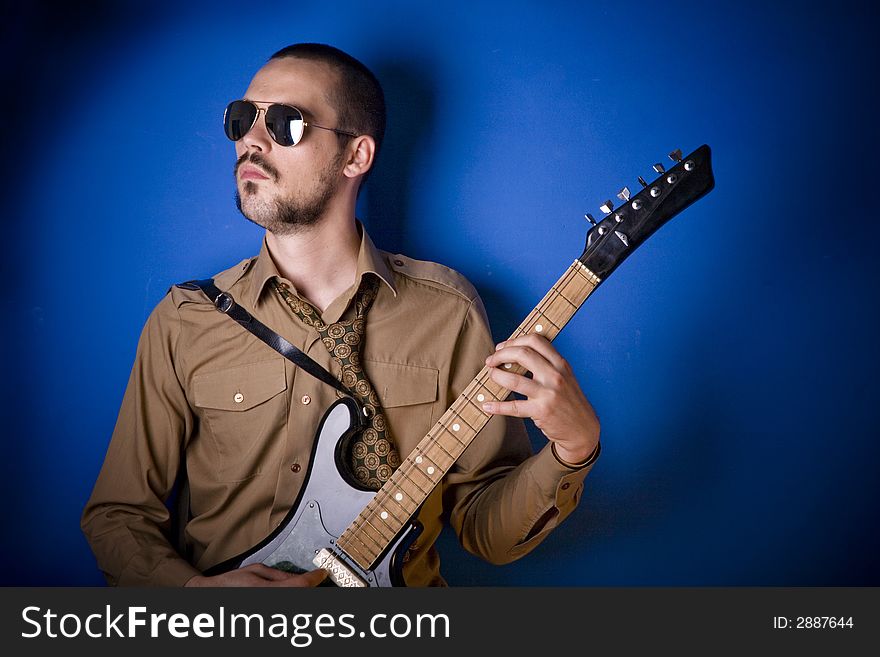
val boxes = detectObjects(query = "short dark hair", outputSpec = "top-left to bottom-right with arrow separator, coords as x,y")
269,43 -> 386,160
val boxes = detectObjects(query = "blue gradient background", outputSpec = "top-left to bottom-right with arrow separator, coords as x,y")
3,0 -> 878,586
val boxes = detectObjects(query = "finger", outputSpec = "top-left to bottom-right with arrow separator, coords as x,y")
274,568 -> 329,588
486,345 -> 556,385
496,335 -> 568,371
482,397 -> 533,418
486,365 -> 540,397
245,564 -> 294,581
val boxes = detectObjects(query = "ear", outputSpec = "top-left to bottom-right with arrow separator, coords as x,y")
342,135 -> 376,180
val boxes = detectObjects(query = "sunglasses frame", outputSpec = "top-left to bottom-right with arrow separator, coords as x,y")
224,99 -> 358,147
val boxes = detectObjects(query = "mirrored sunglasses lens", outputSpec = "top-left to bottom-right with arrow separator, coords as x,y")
224,101 -> 258,141
265,104 -> 304,146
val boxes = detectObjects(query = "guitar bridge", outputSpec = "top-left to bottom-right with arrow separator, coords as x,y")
313,548 -> 368,587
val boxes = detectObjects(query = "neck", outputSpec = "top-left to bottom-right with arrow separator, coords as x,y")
265,209 -> 361,313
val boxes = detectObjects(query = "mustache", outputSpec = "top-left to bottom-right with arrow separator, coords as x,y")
234,152 -> 279,181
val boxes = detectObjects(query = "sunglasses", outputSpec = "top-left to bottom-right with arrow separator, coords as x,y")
223,99 -> 358,147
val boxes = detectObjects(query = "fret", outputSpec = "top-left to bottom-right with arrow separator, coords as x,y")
437,413 -> 474,440
442,407 -> 475,432
430,436 -> 456,461
468,377 -> 502,406
421,441 -> 456,470
402,459 -> 437,490
388,461 -> 424,492
344,517 -> 385,555
382,498 -> 412,524
430,434 -> 468,463
453,399 -> 488,431
373,493 -> 408,525
432,419 -> 468,449
368,510 -> 400,539
472,370 -> 507,400
338,261 -> 602,571
523,311 -> 562,340
341,532 -> 377,563
359,514 -> 394,544
387,482 -> 420,508
563,263 -> 599,301
381,475 -> 423,510
389,471 -> 424,506
340,543 -> 373,569
374,507 -> 400,533
412,443 -> 444,465
537,292 -> 578,330
341,512 -> 395,556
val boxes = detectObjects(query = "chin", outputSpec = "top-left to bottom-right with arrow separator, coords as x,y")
236,193 -> 273,228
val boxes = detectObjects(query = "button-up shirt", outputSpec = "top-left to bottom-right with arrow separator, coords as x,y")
82,225 -> 596,586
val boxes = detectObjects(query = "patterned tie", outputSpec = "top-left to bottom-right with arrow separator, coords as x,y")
272,276 -> 401,489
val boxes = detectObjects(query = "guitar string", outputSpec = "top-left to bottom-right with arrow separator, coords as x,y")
338,262 -> 598,564
310,264 -> 608,569
340,265 -> 596,565
340,171 -> 698,565
339,262 -> 597,561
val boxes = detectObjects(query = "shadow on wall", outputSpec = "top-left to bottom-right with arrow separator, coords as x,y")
438,303 -> 728,585
362,57 -> 436,257
363,54 -> 526,341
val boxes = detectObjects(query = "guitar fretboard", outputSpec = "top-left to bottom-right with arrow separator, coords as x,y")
336,260 -> 601,571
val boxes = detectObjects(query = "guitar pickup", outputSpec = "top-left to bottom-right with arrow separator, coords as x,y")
313,548 -> 368,587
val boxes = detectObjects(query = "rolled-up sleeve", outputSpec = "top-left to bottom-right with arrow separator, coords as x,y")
81,293 -> 201,586
442,296 -> 597,565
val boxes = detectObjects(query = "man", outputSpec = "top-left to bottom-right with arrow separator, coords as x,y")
82,43 -> 601,587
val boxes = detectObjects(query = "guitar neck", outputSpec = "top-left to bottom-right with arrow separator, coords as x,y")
336,260 -> 602,571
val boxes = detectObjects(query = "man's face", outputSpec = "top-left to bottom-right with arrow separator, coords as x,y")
234,57 -> 347,235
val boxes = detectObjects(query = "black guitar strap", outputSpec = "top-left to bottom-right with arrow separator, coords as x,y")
175,278 -> 355,400
169,278 -> 360,559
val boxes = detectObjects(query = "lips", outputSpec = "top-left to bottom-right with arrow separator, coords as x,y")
239,165 -> 270,181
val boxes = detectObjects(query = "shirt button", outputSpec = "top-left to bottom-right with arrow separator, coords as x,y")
561,482 -> 571,490
290,463 -> 301,473
394,259 -> 404,266
233,392 -> 244,404
301,395 -> 311,405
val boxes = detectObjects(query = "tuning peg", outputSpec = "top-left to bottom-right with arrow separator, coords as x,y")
616,186 -> 631,202
599,200 -> 614,214
584,213 -> 598,226
668,148 -> 683,163
652,163 -> 665,174
637,176 -> 648,188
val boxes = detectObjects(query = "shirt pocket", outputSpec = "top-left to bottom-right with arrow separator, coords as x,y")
365,360 -> 439,452
192,358 -> 288,482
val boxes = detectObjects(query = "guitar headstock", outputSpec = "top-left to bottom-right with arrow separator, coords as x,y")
579,144 -> 714,280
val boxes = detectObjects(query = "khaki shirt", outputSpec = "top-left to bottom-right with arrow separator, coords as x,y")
81,225 -> 596,586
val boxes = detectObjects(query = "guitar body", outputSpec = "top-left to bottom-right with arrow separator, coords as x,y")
205,397 -> 421,587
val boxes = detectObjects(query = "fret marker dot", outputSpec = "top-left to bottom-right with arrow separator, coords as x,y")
427,466 -> 435,475
452,423 -> 460,432
415,456 -> 423,464
395,492 -> 403,501
504,363 -> 512,369
380,511 -> 388,520
535,324 -> 543,333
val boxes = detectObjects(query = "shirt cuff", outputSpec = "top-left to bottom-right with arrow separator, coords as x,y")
551,440 -> 601,470
525,443 -> 597,506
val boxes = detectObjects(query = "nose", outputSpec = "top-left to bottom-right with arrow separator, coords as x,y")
241,107 -> 273,152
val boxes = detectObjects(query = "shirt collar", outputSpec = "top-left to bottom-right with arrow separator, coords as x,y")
248,220 -> 398,313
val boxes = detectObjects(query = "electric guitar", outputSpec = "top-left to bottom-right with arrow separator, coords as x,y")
206,144 -> 716,586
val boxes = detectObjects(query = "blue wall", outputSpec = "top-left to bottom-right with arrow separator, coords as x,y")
4,0 -> 878,585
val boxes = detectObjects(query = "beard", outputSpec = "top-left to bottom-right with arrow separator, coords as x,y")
234,151 -> 343,236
